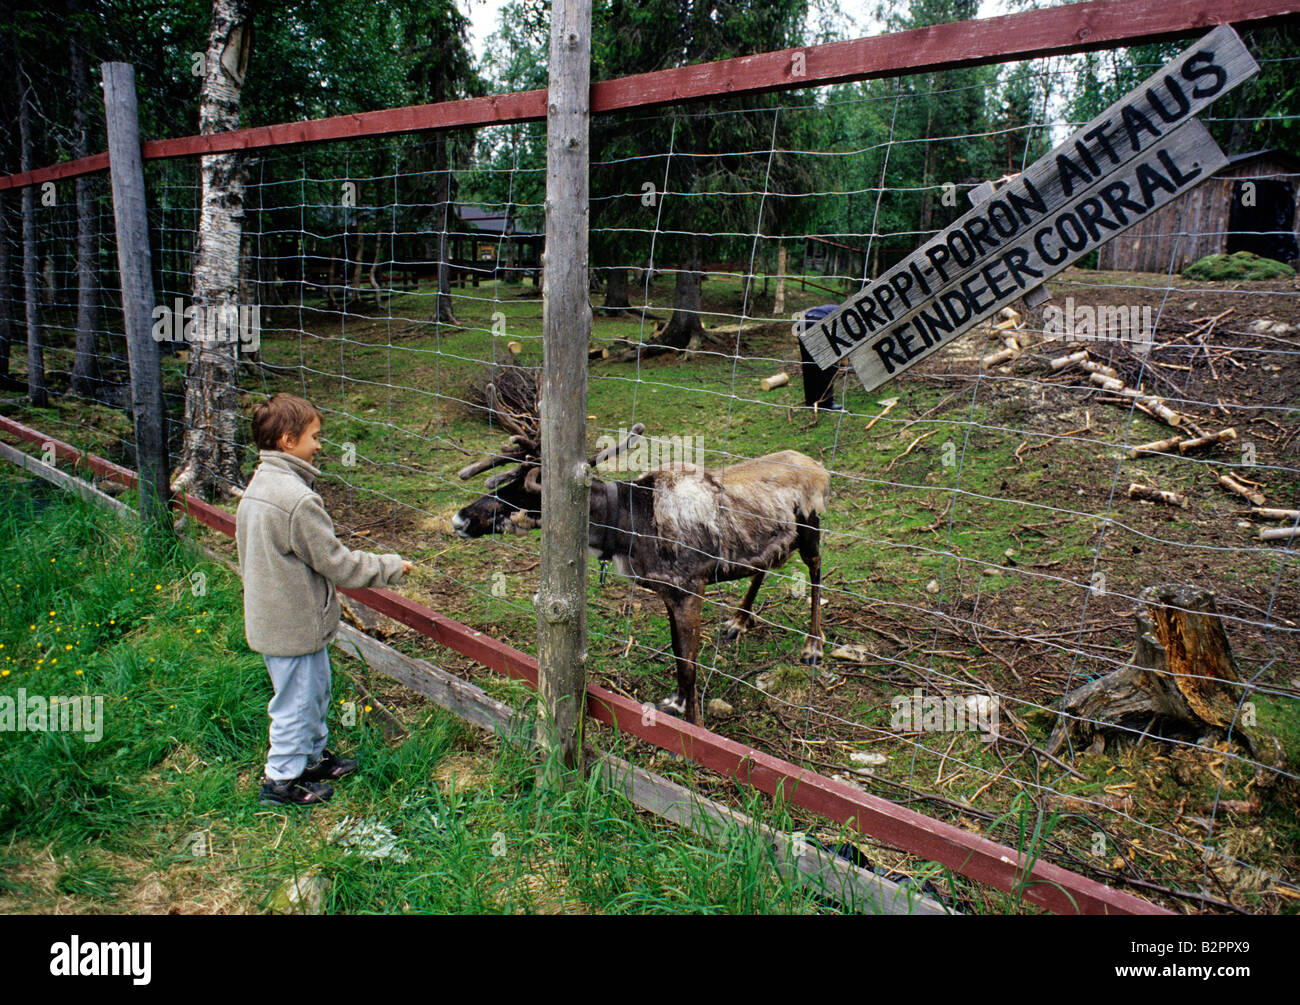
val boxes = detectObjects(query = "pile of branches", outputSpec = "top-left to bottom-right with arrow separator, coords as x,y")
458,364 -> 542,490
1022,336 -> 1272,514
464,363 -> 539,430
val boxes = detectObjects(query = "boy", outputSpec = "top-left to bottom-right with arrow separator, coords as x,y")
236,393 -> 413,806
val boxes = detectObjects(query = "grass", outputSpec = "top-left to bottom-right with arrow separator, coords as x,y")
0,475 -> 906,914
5,265 -> 1300,913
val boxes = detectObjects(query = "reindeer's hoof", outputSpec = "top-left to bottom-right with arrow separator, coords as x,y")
658,693 -> 700,724
721,621 -> 746,643
658,693 -> 687,717
800,643 -> 823,667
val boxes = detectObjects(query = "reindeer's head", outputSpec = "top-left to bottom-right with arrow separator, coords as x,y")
452,460 -> 543,537
451,376 -> 543,538
453,380 -> 643,537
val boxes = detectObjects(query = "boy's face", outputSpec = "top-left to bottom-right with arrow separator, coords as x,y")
279,416 -> 322,464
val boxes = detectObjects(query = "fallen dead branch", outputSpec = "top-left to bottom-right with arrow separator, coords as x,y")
862,396 -> 900,433
1218,472 -> 1266,506
1015,416 -> 1094,466
884,428 -> 938,473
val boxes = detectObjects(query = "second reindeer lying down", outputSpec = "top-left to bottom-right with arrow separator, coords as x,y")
452,389 -> 829,723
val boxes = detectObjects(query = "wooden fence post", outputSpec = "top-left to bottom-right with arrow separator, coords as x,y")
535,0 -> 592,782
101,62 -> 170,531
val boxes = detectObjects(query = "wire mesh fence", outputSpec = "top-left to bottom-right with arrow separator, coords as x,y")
2,12 -> 1298,912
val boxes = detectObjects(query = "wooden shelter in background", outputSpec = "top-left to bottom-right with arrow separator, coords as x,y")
450,204 -> 543,282
1097,149 -> 1300,273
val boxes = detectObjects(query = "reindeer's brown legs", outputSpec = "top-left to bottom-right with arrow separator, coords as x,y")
658,587 -> 704,723
797,514 -> 823,665
721,572 -> 766,641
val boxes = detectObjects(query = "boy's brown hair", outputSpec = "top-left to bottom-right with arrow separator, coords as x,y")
251,393 -> 323,451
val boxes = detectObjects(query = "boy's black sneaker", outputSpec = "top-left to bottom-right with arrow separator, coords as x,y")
301,749 -> 358,782
259,775 -> 333,806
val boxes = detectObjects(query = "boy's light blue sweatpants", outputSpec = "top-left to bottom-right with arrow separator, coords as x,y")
263,646 -> 331,782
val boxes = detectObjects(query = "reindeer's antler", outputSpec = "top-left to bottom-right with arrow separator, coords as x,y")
458,434 -> 541,481
464,372 -> 647,492
460,370 -> 544,492
458,451 -> 518,481
590,422 -> 646,468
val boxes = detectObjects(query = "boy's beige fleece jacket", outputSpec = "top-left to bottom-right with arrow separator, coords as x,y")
236,451 -> 405,656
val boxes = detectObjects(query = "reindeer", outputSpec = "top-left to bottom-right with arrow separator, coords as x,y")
452,382 -> 829,724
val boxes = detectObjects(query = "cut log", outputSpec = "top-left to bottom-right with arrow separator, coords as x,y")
1081,360 -> 1120,380
1047,586 -> 1280,776
1252,507 -> 1300,521
761,371 -> 789,391
1051,349 -> 1088,371
1259,526 -> 1300,542
1089,372 -> 1125,392
1219,472 -> 1266,506
1119,388 -> 1184,427
981,347 -> 1017,369
1128,483 -> 1187,508
1178,428 -> 1236,453
1131,435 -> 1184,458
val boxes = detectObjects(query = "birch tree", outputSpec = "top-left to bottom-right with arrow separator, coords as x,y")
69,9 -> 105,400
16,55 -> 47,407
171,0 -> 252,498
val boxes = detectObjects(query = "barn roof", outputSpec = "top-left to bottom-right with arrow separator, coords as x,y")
1219,148 -> 1300,173
454,204 -> 542,237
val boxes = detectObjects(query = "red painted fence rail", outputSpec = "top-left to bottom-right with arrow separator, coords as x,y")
0,414 -> 1171,915
1,0 -> 1298,191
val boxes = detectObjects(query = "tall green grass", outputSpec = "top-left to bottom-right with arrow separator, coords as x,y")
0,475 -> 875,914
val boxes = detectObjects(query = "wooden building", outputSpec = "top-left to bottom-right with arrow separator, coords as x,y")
1097,149 -> 1300,273
449,204 -> 543,281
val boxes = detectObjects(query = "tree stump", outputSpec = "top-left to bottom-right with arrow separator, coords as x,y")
1047,586 -> 1273,766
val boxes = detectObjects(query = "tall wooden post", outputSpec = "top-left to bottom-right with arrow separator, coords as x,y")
536,0 -> 592,781
102,63 -> 171,531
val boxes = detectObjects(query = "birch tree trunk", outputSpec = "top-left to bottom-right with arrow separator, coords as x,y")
0,198 -> 13,387
172,0 -> 252,498
69,24 -> 104,399
773,242 -> 787,316
17,58 -> 47,407
238,224 -> 260,363
434,133 -> 457,324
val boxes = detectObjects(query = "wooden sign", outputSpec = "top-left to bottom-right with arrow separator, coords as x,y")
797,24 -> 1259,391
